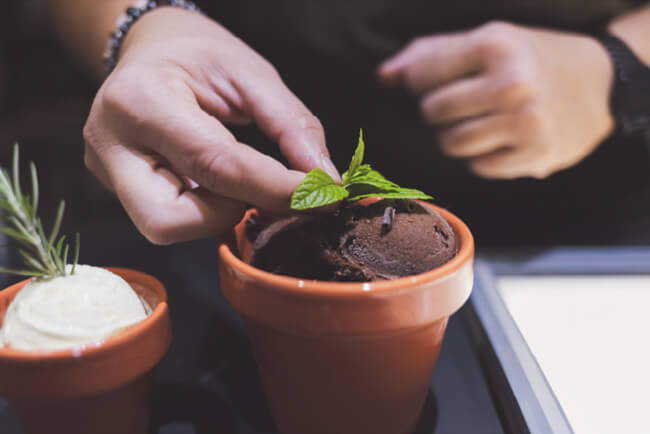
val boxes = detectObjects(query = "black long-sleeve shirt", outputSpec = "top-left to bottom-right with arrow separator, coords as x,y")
205,0 -> 650,245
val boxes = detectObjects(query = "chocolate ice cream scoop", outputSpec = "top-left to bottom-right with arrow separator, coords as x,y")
249,200 -> 458,281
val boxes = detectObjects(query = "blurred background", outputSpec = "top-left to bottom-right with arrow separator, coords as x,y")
0,1 -> 152,291
1,2 -> 650,434
3,1 -> 650,256
0,1 -> 116,218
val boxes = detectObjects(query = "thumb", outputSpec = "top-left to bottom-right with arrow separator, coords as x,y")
242,74 -> 341,183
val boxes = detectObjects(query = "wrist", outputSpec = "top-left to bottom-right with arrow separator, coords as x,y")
593,33 -> 650,145
104,1 -> 204,75
570,32 -> 617,144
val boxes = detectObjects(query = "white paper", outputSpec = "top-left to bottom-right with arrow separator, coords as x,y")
498,276 -> 650,434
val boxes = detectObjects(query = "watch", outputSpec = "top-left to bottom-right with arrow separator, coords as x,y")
594,34 -> 650,146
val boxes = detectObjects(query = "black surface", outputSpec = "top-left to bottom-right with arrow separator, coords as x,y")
0,216 -> 504,434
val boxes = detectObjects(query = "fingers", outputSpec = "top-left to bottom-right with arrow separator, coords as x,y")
83,142 -> 114,193
95,145 -> 246,245
438,115 -> 512,158
468,147 -> 549,180
239,70 -> 341,182
420,76 -> 532,124
153,106 -> 307,212
98,76 -> 307,212
378,33 -> 485,93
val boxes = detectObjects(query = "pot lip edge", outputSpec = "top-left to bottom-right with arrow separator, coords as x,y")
218,200 -> 475,297
0,266 -> 170,362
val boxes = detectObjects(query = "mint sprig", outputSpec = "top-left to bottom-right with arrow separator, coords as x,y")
290,130 -> 432,210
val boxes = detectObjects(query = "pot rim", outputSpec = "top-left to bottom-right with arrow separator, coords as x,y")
0,267 -> 168,361
218,201 -> 474,297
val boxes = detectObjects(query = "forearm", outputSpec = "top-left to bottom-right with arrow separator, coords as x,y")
609,3 -> 650,66
48,0 -> 133,79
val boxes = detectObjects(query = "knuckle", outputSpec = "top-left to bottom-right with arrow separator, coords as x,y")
474,22 -> 516,58
138,215 -> 177,246
407,37 -> 429,52
517,107 -> 546,137
82,121 -> 96,149
262,61 -> 282,80
190,148 -> 240,191
296,112 -> 324,133
100,77 -> 132,115
82,146 -> 94,171
480,21 -> 514,35
500,77 -> 536,106
100,68 -> 172,121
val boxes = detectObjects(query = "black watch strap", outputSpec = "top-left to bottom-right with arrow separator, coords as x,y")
594,34 -> 650,144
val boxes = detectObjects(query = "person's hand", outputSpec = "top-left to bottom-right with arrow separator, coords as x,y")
378,22 -> 615,179
83,7 -> 339,244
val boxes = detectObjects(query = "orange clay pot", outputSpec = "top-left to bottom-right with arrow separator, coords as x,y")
0,267 -> 171,434
218,201 -> 474,434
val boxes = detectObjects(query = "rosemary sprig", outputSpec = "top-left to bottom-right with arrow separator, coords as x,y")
0,144 -> 80,278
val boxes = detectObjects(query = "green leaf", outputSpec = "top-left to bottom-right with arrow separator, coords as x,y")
347,169 -> 400,189
342,164 -> 371,185
347,189 -> 433,202
0,197 -> 12,212
12,144 -> 22,204
62,243 -> 70,274
47,200 -> 65,252
289,131 -> 433,210
342,129 -> 365,185
18,249 -> 47,273
0,225 -> 34,243
290,169 -> 349,210
72,232 -> 80,274
345,169 -> 433,201
55,235 -> 67,257
0,266 -> 46,278
30,162 -> 39,219
0,144 -> 81,278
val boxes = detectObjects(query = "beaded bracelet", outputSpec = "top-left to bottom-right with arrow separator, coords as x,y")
103,0 -> 203,75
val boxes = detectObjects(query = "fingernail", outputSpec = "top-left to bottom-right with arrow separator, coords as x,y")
321,155 -> 341,183
379,53 -> 406,74
377,59 -> 404,85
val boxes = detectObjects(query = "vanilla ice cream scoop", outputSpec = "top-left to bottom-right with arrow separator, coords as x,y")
0,265 -> 148,351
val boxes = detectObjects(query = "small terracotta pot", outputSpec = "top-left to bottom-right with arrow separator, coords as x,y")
218,201 -> 474,434
0,267 -> 171,434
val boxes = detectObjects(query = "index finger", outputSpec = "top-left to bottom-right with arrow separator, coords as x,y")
151,103 -> 306,212
378,32 -> 484,94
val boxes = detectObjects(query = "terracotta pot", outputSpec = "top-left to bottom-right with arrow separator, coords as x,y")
218,201 -> 474,434
0,267 -> 172,434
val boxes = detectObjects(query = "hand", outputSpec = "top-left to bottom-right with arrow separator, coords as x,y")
378,22 -> 615,179
83,8 -> 339,244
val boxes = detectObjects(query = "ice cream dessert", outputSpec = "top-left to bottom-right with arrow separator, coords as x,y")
247,130 -> 458,281
0,145 -> 149,352
249,199 -> 458,281
0,265 -> 149,351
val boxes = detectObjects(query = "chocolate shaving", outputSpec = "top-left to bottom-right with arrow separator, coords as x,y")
381,206 -> 396,234
245,216 -> 264,243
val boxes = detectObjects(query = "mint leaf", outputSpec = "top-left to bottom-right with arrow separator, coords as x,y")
289,131 -> 433,210
347,188 -> 433,202
346,178 -> 432,202
342,164 -> 371,186
290,168 -> 349,210
342,129 -> 365,185
347,169 -> 400,189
